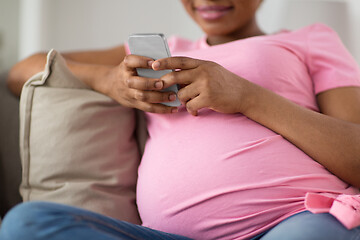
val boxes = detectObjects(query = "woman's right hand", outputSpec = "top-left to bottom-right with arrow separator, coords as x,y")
92,54 -> 179,114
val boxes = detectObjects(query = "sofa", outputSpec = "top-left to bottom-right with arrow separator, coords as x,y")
0,71 -> 22,219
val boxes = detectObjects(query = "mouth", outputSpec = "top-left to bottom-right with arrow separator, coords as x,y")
195,5 -> 234,21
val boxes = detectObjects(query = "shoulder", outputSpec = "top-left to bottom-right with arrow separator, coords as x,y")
265,23 -> 346,63
270,23 -> 338,42
304,23 -> 342,43
307,23 -> 342,38
299,23 -> 336,34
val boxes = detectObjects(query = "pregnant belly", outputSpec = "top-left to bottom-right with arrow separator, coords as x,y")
137,111 -> 354,239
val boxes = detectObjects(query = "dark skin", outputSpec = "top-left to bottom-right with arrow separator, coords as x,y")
6,0 -> 360,187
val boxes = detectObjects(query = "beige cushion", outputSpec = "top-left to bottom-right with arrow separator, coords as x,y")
19,49 -> 143,224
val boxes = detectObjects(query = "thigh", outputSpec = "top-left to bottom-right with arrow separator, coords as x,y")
259,211 -> 360,240
0,201 -> 192,240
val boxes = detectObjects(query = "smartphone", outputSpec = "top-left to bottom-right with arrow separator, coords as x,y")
128,33 -> 181,107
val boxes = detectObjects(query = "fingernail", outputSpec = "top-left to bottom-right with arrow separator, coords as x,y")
152,61 -> 160,70
155,81 -> 163,89
148,60 -> 154,67
169,94 -> 176,101
171,108 -> 178,113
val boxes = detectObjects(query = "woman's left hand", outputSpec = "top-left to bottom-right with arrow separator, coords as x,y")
153,57 -> 251,116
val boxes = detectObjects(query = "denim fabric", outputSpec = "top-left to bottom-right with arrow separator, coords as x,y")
0,201 -> 359,240
0,202 -> 191,240
257,210 -> 360,240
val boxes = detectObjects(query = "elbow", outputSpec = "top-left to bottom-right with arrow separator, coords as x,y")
342,129 -> 360,188
337,166 -> 360,188
351,177 -> 360,189
7,52 -> 47,97
346,158 -> 360,188
7,66 -> 22,97
352,164 -> 360,188
338,171 -> 360,189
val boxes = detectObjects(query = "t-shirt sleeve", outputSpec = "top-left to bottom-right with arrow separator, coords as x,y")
307,23 -> 360,94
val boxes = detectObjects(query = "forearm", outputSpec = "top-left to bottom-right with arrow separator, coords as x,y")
243,82 -> 360,187
65,61 -> 113,94
7,46 -> 125,97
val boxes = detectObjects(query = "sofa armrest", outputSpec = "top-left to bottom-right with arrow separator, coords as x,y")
0,72 -> 22,218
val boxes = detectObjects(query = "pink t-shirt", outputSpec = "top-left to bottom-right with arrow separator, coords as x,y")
135,24 -> 360,239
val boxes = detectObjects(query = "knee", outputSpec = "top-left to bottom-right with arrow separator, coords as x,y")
0,201 -> 62,240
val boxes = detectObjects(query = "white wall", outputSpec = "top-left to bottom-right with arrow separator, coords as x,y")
0,0 -> 20,72
18,0 -> 360,65
347,0 -> 360,65
257,0 -> 360,64
19,0 -> 202,58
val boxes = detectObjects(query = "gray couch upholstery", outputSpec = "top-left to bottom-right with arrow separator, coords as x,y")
0,72 -> 22,218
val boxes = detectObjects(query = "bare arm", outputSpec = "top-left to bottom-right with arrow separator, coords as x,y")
7,45 -> 126,96
7,44 -> 178,114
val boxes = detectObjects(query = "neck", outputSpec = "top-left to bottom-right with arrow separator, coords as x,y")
206,18 -> 265,46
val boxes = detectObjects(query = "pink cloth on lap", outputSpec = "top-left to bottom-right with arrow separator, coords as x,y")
131,24 -> 360,239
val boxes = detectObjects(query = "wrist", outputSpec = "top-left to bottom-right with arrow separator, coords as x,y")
90,65 -> 114,95
68,61 -> 113,94
237,78 -> 258,115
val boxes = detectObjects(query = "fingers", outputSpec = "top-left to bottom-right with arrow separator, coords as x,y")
152,57 -> 202,71
116,55 -> 180,114
177,83 -> 201,103
126,76 -> 164,91
124,89 -> 178,114
136,101 -> 178,114
128,88 -> 177,104
123,54 -> 154,70
178,84 -> 207,116
160,70 -> 194,88
185,96 -> 208,116
122,56 -> 215,115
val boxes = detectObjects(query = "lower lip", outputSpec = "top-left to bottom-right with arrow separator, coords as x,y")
196,8 -> 233,21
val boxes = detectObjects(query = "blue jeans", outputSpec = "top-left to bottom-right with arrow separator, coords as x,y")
0,201 -> 359,240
